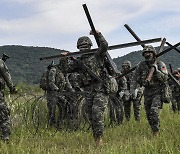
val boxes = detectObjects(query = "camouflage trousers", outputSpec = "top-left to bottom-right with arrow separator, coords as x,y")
109,95 -> 124,125
171,95 -> 180,112
84,91 -> 108,139
0,91 -> 10,138
46,91 -> 66,128
123,96 -> 141,121
144,93 -> 161,132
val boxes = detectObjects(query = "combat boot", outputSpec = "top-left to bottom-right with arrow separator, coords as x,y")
153,131 -> 160,137
94,136 -> 103,147
1,132 -> 10,142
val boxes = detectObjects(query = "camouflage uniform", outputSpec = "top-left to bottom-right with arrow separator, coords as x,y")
0,59 -> 16,141
169,70 -> 180,112
134,45 -> 168,134
109,74 -> 126,125
68,31 -> 109,141
121,61 -> 141,121
46,64 -> 66,128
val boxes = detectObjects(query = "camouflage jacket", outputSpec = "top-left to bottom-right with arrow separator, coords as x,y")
0,59 -> 14,90
168,76 -> 180,97
116,75 -> 127,92
47,65 -> 66,92
69,32 -> 108,92
121,70 -> 136,92
134,60 -> 168,94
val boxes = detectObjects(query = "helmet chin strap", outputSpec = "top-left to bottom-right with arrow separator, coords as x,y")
79,44 -> 91,51
145,58 -> 155,64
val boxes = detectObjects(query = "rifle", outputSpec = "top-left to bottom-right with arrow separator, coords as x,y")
71,57 -> 103,83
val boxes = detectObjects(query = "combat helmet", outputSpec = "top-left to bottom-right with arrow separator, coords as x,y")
122,60 -> 131,68
77,36 -> 93,49
142,45 -> 157,57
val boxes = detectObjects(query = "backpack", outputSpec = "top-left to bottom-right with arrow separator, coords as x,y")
40,70 -> 49,90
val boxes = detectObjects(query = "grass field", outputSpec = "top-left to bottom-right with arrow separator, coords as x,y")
0,91 -> 179,154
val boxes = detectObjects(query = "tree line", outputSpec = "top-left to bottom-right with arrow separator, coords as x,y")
0,45 -> 179,84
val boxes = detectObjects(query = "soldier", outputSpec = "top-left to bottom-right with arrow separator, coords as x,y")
121,60 -> 142,121
134,45 -> 168,136
67,72 -> 84,130
109,73 -> 126,125
58,56 -> 84,130
46,60 -> 66,128
0,58 -> 17,141
169,69 -> 180,113
64,30 -> 109,146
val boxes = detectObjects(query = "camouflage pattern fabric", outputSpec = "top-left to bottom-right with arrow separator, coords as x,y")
169,77 -> 180,112
121,70 -> 141,121
67,72 -> 84,130
68,32 -> 109,139
135,60 -> 168,132
0,59 -> 15,140
84,90 -> 108,138
144,89 -> 161,132
46,65 -> 66,128
109,76 -> 126,125
0,91 -> 10,138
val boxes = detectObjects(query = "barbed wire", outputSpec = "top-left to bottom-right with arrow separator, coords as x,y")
6,91 -> 124,138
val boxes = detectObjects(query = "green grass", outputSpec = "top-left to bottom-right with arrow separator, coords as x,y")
1,90 -> 180,154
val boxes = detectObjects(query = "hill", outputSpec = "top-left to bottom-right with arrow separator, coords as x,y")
113,46 -> 180,71
0,45 -> 179,84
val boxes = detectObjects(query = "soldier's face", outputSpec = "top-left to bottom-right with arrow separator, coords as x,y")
144,51 -> 154,60
79,44 -> 91,51
122,65 -> 130,70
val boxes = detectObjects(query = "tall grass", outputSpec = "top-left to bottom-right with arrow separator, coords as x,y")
0,86 -> 179,154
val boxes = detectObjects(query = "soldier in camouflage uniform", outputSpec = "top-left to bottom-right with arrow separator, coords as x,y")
169,69 -> 180,113
65,30 -> 109,145
46,61 -> 66,128
0,58 -> 17,141
67,72 -> 84,130
59,56 -> 82,130
121,61 -> 142,121
134,45 -> 168,136
109,73 -> 126,125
